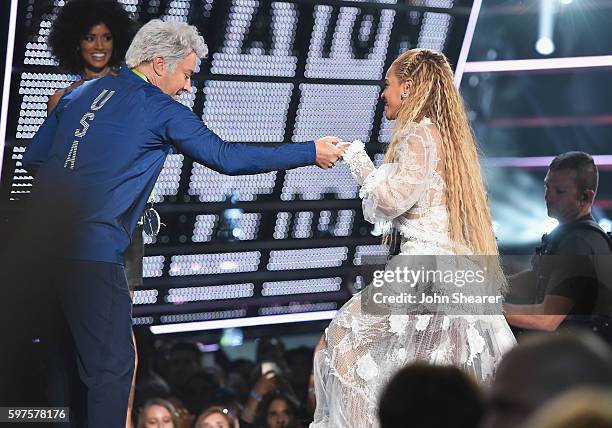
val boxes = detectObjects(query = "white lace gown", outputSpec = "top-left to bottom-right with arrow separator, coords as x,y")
310,119 -> 516,428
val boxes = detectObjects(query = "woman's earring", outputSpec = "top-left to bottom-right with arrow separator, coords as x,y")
401,91 -> 409,100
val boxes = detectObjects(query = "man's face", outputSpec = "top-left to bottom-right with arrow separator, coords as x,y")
544,169 -> 583,223
157,51 -> 196,99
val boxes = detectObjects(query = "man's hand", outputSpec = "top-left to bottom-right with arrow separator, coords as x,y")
315,136 -> 346,169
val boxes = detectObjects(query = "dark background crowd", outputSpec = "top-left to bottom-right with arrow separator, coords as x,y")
126,329 -> 612,428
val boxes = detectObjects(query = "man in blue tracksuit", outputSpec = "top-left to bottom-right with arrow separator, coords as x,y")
23,19 -> 343,427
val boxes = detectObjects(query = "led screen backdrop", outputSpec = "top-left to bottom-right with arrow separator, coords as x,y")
0,0 -> 473,331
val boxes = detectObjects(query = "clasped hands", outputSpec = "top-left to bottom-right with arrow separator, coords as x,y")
314,136 -> 353,169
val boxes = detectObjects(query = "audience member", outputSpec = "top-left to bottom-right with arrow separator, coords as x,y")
136,398 -> 181,428
480,332 -> 612,428
194,406 -> 238,428
378,363 -> 484,428
255,391 -> 301,428
522,388 -> 612,428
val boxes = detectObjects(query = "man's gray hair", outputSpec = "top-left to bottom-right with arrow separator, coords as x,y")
126,19 -> 208,71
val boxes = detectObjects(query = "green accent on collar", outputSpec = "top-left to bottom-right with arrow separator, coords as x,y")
131,68 -> 149,82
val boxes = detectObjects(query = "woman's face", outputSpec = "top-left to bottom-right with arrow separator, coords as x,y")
380,65 -> 408,120
266,398 -> 294,428
79,22 -> 113,73
200,412 -> 230,428
143,404 -> 175,428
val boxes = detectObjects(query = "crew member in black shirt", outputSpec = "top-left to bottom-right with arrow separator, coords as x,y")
504,152 -> 612,339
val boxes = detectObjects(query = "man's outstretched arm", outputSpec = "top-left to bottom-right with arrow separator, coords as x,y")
149,97 -> 345,175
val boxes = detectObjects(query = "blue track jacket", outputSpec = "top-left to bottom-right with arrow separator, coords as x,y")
23,66 -> 316,264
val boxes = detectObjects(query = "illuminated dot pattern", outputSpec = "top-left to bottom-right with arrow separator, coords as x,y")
16,72 -> 79,139
189,162 -> 277,202
318,209 -> 356,236
143,256 -> 165,278
166,283 -> 254,303
258,301 -> 337,316
132,316 -> 154,325
151,154 -> 183,203
292,211 -> 313,239
293,84 -> 379,142
169,252 -> 261,276
353,244 -> 388,265
192,214 -> 218,242
305,6 -> 395,80
267,247 -> 348,270
133,289 -> 159,305
176,84 -> 198,110
156,0 -> 190,22
378,116 -> 393,143
262,277 -> 342,296
202,81 -> 293,142
8,146 -> 32,200
281,164 -> 359,201
160,308 -> 247,324
417,11 -> 453,51
237,212 -> 261,240
211,1 -> 298,77
273,211 -> 292,239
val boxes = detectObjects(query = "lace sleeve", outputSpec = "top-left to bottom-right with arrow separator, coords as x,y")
343,123 -> 436,223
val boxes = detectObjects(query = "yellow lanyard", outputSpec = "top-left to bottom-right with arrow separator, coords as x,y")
131,68 -> 155,203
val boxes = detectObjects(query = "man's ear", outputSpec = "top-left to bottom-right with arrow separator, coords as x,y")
583,188 -> 596,205
151,56 -> 166,77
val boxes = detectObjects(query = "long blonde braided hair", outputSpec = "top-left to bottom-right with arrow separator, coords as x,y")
385,48 -> 499,258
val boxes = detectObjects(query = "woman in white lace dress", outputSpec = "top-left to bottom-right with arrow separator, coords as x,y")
310,49 -> 516,428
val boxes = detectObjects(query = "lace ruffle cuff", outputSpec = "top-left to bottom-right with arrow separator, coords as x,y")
341,140 -> 366,164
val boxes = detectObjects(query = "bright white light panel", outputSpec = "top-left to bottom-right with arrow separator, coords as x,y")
16,72 -> 78,139
319,209 -> 356,236
189,162 -> 277,202
305,6 -> 395,80
192,214 -> 218,242
166,283 -> 255,303
143,255 -> 165,278
353,244 -> 388,265
417,12 -> 452,51
259,301 -> 337,316
133,289 -> 159,305
292,211 -> 313,239
267,247 -> 349,270
150,154 -> 184,203
193,212 -> 260,241
202,81 -> 293,142
416,1 -> 453,51
22,9 -> 58,66
262,277 -> 342,296
211,1 -> 298,77
273,211 -> 291,239
169,252 -> 261,276
378,116 -> 393,143
8,147 -> 32,200
160,308 -> 247,324
238,212 -> 262,240
292,84 -> 380,143
281,163 -> 359,200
